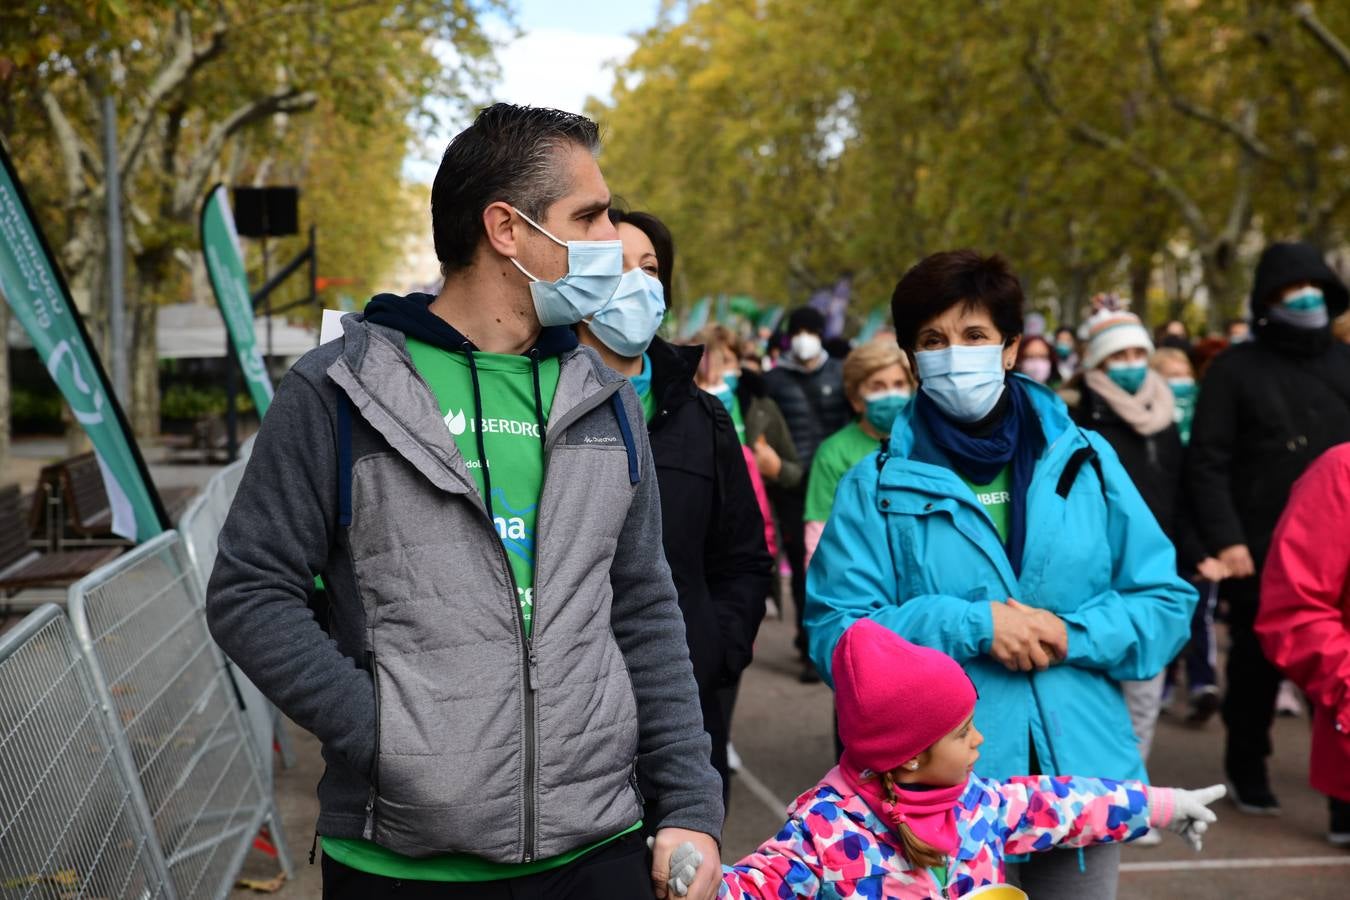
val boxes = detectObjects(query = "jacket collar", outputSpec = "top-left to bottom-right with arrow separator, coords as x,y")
647,337 -> 704,422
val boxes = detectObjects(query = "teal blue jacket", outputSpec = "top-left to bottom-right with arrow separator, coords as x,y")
805,376 -> 1197,783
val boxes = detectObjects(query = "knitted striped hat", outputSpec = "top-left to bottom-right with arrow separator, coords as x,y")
1083,306 -> 1153,369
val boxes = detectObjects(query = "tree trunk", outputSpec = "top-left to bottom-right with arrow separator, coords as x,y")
130,301 -> 159,439
1199,248 -> 1242,333
1129,251 -> 1154,323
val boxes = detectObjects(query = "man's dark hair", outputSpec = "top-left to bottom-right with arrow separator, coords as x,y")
890,250 -> 1024,351
609,208 -> 675,307
431,103 -> 601,275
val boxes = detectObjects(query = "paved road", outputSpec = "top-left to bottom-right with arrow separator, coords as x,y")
237,609 -> 1350,898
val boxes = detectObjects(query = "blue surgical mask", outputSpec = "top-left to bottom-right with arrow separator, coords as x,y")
916,344 -> 1007,423
1167,376 -> 1197,400
708,382 -> 735,414
1106,361 -> 1148,394
1269,285 -> 1329,330
863,389 -> 912,435
509,206 -> 623,327
586,268 -> 666,357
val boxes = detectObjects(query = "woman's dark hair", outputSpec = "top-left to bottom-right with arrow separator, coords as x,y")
608,208 -> 675,307
889,250 -> 1024,352
431,103 -> 601,276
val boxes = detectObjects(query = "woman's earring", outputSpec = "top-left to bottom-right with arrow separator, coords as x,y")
906,761 -> 920,771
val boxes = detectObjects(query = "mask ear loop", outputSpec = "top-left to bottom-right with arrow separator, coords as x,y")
508,205 -> 567,284
510,205 -> 568,247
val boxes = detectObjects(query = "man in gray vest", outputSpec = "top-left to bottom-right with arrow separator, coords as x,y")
208,104 -> 722,900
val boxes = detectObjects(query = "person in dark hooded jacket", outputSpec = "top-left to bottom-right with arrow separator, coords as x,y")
763,307 -> 850,679
574,208 -> 773,809
1187,241 -> 1350,816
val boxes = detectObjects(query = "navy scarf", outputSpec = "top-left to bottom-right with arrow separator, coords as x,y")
915,378 -> 1044,574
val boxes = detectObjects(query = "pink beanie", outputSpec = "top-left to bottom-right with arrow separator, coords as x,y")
832,618 -> 978,775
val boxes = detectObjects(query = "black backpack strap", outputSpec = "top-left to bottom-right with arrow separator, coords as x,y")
1056,443 -> 1105,499
336,392 -> 353,526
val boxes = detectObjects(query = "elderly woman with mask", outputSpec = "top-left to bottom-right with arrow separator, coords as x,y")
805,250 -> 1196,899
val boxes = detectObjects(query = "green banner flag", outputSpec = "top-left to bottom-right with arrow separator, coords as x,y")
857,307 -> 887,344
0,143 -> 167,541
201,184 -> 273,415
679,296 -> 712,340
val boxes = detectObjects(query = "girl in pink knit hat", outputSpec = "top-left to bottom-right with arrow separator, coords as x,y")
716,619 -> 1225,899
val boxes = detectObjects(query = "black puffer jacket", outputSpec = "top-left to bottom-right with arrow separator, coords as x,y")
762,355 -> 850,474
646,337 -> 773,693
1072,383 -> 1205,569
1187,244 -> 1350,564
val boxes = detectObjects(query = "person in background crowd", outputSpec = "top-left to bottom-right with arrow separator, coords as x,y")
694,326 -> 803,503
1014,334 -> 1061,387
1256,443 -> 1350,848
1151,346 -> 1223,724
1225,318 -> 1251,344
1188,241 -> 1350,816
575,209 -> 774,810
1052,325 -> 1080,381
208,104 -> 724,899
1335,310 -> 1350,345
802,340 -> 912,569
718,621 -> 1226,899
807,250 -> 1197,899
763,306 -> 851,682
1189,336 -> 1230,380
1152,347 -> 1198,446
1068,305 -> 1221,832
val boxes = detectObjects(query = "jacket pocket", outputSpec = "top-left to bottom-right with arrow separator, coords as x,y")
364,649 -> 381,839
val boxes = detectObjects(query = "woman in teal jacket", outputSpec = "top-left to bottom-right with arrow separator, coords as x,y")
805,250 -> 1197,899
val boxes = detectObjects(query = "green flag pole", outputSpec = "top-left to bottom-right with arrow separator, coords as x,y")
0,141 -> 168,540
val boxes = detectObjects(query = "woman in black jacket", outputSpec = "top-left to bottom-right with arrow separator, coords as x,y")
1069,305 -> 1221,806
574,208 -> 774,812
1187,241 -> 1350,815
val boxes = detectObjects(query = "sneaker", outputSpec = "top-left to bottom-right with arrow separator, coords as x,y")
726,742 -> 742,774
1276,680 -> 1303,717
1131,827 -> 1164,846
1227,780 -> 1282,816
1186,685 -> 1221,725
1330,799 -> 1350,848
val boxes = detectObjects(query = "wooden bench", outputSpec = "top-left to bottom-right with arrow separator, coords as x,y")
29,453 -> 198,544
0,484 -> 122,595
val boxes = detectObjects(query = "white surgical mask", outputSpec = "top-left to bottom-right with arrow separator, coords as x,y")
791,332 -> 823,362
916,344 -> 1007,423
509,206 -> 623,327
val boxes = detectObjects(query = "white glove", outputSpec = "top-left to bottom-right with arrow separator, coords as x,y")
1165,784 -> 1226,851
647,836 -> 703,897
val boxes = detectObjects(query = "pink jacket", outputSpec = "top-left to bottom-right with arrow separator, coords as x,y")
720,767 -> 1171,898
743,445 -> 778,558
1257,442 -> 1350,801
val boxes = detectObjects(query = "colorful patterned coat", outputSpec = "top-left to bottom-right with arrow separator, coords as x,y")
720,768 -> 1172,899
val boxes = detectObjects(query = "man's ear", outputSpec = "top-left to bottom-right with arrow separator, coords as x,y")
482,201 -> 519,259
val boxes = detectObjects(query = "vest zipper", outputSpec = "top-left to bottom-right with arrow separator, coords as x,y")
478,515 -> 537,863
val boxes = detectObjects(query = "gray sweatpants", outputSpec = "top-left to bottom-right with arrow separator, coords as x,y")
1007,842 -> 1122,900
1122,671 -> 1167,761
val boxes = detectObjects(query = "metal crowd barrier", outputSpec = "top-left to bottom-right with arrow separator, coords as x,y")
67,532 -> 291,900
179,457 -> 296,776
0,604 -> 171,899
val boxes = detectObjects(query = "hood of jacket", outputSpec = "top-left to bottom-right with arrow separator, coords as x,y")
363,291 -> 580,358
1249,243 -> 1349,319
